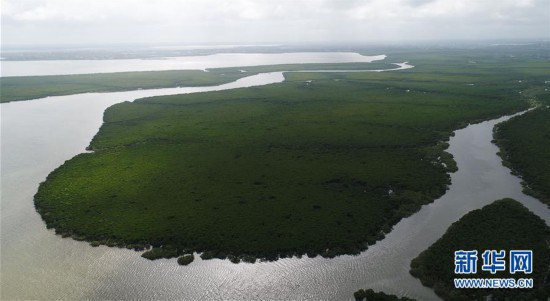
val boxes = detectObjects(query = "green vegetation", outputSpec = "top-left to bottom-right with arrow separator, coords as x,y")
354,288 -> 416,301
0,69 -> 250,103
141,246 -> 179,260
4,43 -> 550,104
410,199 -> 550,300
34,49 -> 548,263
177,254 -> 195,266
215,61 -> 394,73
494,107 -> 550,206
0,61 -> 394,103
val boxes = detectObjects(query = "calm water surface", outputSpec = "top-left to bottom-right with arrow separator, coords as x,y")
2,58 -> 549,300
0,52 -> 385,77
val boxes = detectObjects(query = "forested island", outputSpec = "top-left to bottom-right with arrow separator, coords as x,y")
32,48 -> 549,263
494,106 -> 550,206
410,199 -> 550,300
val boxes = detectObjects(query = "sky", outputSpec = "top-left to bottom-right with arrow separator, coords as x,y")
1,0 -> 549,47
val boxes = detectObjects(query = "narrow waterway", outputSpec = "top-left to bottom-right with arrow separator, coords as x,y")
2,69 -> 549,300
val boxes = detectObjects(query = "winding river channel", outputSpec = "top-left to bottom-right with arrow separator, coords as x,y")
2,55 -> 550,300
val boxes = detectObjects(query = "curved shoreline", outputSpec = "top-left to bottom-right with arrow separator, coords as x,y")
34,61 -> 443,265
290,62 -> 414,73
493,107 -> 550,207
409,198 -> 550,300
31,61 -> 549,271
3,56 -> 548,300
0,52 -> 387,77
0,59 -> 407,104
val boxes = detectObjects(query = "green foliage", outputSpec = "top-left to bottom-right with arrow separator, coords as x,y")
0,61 -> 394,103
410,199 -> 550,300
353,288 -> 416,301
141,246 -> 179,260
33,49 -> 546,262
177,254 -> 195,266
354,289 -> 366,300
199,251 -> 216,260
0,69 -> 250,103
494,107 -> 550,206
214,61 -> 394,74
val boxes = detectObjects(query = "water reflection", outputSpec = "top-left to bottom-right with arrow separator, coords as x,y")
2,69 -> 549,300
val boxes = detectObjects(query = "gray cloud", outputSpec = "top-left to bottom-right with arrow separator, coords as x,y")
405,0 -> 437,7
1,0 -> 548,46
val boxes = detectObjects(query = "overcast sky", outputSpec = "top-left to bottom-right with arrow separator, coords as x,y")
2,0 -> 549,46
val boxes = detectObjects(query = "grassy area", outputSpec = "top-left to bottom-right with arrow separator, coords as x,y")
34,49 -> 546,263
410,199 -> 550,300
494,107 -> 550,206
0,69 -> 251,103
354,288 -> 416,301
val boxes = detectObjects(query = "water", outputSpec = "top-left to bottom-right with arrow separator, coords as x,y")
1,72 -> 285,300
2,65 -> 550,300
0,52 -> 385,77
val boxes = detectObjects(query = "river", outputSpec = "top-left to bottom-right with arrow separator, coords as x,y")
1,58 -> 549,300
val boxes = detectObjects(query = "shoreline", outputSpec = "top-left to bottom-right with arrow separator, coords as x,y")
0,59 -> 403,104
33,80 -> 538,267
3,48 -> 548,300
41,108 -> 532,266
0,52 -> 386,77
493,107 -> 550,207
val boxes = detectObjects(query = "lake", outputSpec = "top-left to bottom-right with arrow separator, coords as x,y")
0,52 -> 385,77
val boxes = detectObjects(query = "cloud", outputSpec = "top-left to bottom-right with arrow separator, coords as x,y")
406,0 -> 438,7
1,0 -> 548,46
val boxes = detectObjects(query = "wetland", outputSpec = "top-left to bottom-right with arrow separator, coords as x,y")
2,45 -> 550,300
